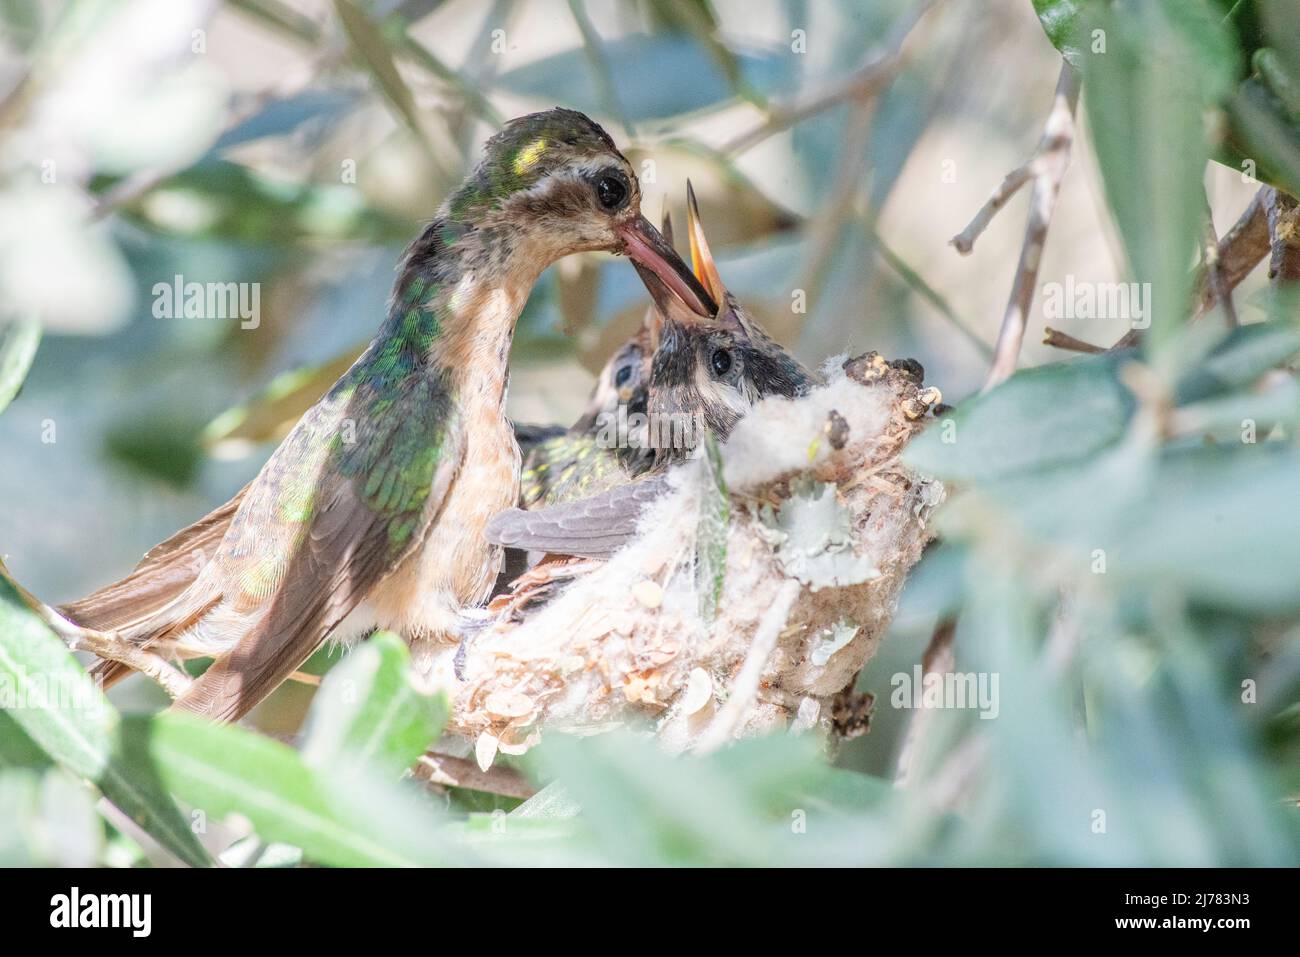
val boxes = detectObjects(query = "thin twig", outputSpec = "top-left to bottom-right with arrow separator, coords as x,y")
950,164 -> 1034,255
1042,327 -> 1104,354
719,0 -> 943,156
1198,187 -> 1272,314
696,578 -> 802,753
567,0 -> 631,139
980,65 -> 1081,392
1201,194 -> 1239,327
1112,186 -> 1273,350
874,230 -> 995,359
413,751 -> 537,800
893,617 -> 956,786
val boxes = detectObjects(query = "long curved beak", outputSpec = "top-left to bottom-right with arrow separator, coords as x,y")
632,260 -> 711,334
619,214 -> 716,318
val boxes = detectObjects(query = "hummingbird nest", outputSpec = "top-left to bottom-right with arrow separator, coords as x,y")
448,353 -> 945,767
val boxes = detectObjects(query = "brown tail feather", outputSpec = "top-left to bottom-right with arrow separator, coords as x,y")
60,486 -> 246,687
88,656 -> 134,691
59,485 -> 246,635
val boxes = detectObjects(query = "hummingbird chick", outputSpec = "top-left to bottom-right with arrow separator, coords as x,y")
485,181 -> 820,560
58,108 -> 714,721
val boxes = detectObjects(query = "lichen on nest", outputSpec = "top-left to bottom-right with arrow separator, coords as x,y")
445,353 -> 946,768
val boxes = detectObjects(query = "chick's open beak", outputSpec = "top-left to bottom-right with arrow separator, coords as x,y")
619,214 -> 716,318
685,180 -> 725,303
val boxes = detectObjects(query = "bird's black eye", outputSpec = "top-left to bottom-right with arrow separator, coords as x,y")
710,348 -> 732,376
595,171 -> 629,211
614,364 -> 634,387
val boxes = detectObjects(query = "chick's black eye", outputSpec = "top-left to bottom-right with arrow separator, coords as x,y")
710,348 -> 732,376
614,364 -> 634,387
595,172 -> 628,211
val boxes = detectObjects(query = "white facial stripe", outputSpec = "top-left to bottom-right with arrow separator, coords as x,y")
693,359 -> 754,417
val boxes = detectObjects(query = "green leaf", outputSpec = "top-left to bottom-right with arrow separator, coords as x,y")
299,631 -> 447,775
1081,0 -> 1239,350
1032,0 -> 1086,65
527,731 -> 808,865
140,712 -> 436,867
1229,77 -> 1300,197
497,35 -> 794,122
903,355 -> 1135,483
1175,320 -> 1300,404
1109,445 -> 1300,613
0,710 -> 52,770
695,432 -> 729,623
202,345 -> 363,448
0,574 -> 212,867
212,89 -> 364,153
0,768 -> 104,866
0,318 -> 40,416
332,0 -> 434,160
511,780 -> 582,820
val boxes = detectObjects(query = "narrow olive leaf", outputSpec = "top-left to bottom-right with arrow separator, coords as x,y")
0,710 -> 52,770
202,345 -> 363,448
1230,79 -> 1300,198
1032,0 -> 1085,66
1080,0 -> 1237,351
333,0 -> 434,158
0,318 -> 40,416
143,712 -> 430,867
695,432 -> 729,623
299,631 -> 448,775
511,780 -> 582,820
1175,321 -> 1300,404
0,576 -> 212,867
903,356 -> 1134,484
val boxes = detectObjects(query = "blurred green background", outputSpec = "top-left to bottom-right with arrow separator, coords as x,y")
2,0 -> 1299,866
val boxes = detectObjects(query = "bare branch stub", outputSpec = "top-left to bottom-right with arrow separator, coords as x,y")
979,64 -> 1082,392
1042,327 -> 1105,354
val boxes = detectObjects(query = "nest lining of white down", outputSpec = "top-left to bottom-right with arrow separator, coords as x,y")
444,356 -> 944,769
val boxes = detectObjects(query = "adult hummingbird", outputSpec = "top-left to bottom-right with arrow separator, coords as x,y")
485,181 -> 819,560
59,108 -> 714,721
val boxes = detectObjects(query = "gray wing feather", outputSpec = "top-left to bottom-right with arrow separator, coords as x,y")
485,474 -> 670,558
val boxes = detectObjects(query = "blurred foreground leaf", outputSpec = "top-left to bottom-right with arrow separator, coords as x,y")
0,318 -> 40,416
1080,0 -> 1238,351
138,712 -> 439,867
904,355 -> 1134,483
0,574 -> 212,867
300,632 -> 447,775
499,34 -> 793,122
203,345 -> 363,449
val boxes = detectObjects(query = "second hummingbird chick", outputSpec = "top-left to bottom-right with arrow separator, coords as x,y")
517,319 -> 653,508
